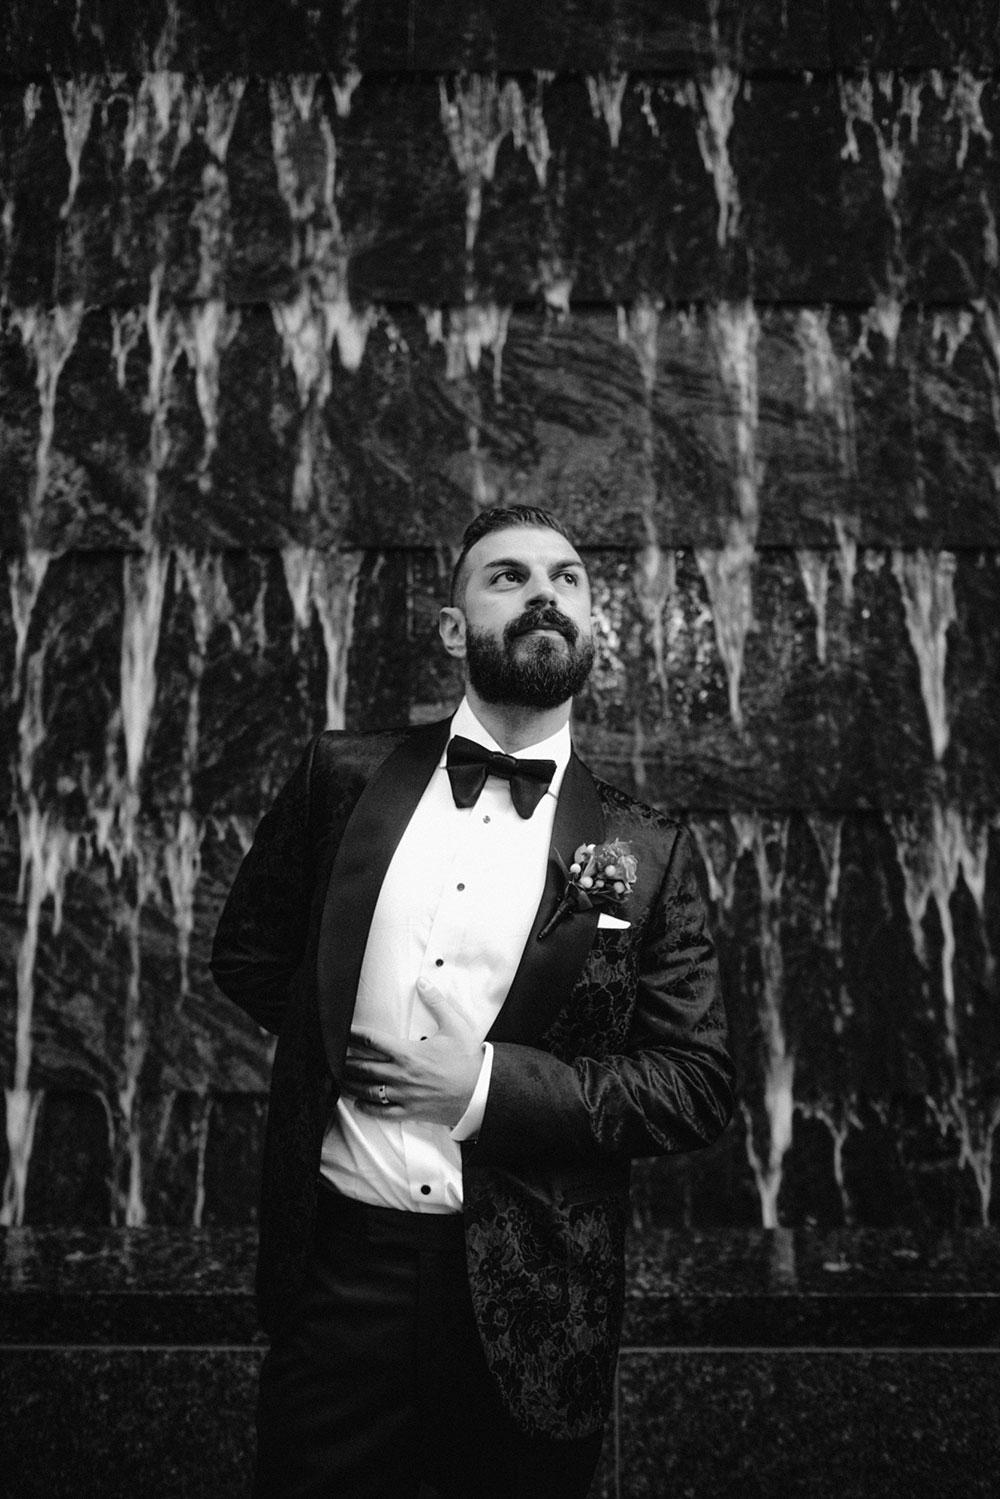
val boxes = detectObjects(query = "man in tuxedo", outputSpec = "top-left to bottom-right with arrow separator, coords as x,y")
211,505 -> 735,1498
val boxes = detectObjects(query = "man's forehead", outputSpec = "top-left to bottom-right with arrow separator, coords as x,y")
466,526 -> 585,571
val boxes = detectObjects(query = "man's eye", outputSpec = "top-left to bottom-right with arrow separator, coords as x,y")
560,571 -> 580,585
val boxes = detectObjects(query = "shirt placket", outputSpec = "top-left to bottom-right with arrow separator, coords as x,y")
398,780 -> 503,1208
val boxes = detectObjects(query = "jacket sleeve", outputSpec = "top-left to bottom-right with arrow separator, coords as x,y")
473,826 -> 735,1167
209,736 -> 319,1034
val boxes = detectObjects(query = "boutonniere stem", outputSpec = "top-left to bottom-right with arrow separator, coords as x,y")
537,840 -> 638,941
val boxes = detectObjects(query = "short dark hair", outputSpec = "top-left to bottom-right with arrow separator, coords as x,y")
449,505 -> 575,606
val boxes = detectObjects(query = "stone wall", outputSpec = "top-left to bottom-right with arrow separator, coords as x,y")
2,1 -> 999,1240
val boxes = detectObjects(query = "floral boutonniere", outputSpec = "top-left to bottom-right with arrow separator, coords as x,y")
537,839 -> 638,941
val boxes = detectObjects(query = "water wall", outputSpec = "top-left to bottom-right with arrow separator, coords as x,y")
2,1 -> 999,1242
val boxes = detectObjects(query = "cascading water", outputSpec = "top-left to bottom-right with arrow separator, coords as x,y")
692,813 -> 794,1228
437,73 -> 551,504
310,552 -> 364,730
695,527 -> 754,731
269,76 -> 373,512
181,300 -> 241,489
123,70 -> 199,188
120,550 -> 170,846
10,301 -> 86,528
9,551 -> 51,682
586,72 -> 629,150
3,641 -> 80,1225
52,76 -> 100,219
838,70 -> 926,256
143,264 -> 186,533
677,64 -> 742,247
618,296 -> 673,717
710,299 -> 760,533
891,549 -> 957,762
891,804 -> 995,1222
796,309 -> 858,582
185,81 -> 246,486
162,551 -> 232,1005
796,550 -> 832,664
192,78 -> 245,300
695,300 -> 760,729
5,291 -> 86,1219
99,549 -> 172,1224
796,308 -> 858,482
281,545 -> 363,728
797,814 -> 859,1222
732,813 -> 793,1228
440,74 -> 551,267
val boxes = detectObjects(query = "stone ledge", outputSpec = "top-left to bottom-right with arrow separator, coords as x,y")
3,1227 -> 998,1499
623,1225 -> 1000,1345
3,1225 -> 999,1346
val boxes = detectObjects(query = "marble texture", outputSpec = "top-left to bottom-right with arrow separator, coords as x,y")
2,550 -> 998,811
2,537 -> 998,1227
3,73 -> 1000,308
1,2 -> 999,1244
2,1226 -> 997,1497
5,306 -> 1000,553
3,3 -> 1000,81
617,1349 -> 1000,1498
0,1348 -> 262,1499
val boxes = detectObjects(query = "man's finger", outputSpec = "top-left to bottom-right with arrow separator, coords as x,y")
348,1027 -> 402,1057
415,977 -> 476,1039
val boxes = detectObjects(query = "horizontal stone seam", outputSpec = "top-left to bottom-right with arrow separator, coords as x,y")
618,1344 -> 1000,1355
0,1342 -> 265,1353
626,1292 -> 1000,1299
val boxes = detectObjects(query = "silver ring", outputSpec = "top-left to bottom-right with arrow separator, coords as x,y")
377,1083 -> 390,1107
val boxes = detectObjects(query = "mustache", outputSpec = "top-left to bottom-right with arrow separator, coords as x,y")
505,606 -> 579,645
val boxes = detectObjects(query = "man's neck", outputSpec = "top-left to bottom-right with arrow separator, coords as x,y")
464,688 -> 571,754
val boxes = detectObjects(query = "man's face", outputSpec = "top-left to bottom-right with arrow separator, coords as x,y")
439,525 -> 595,710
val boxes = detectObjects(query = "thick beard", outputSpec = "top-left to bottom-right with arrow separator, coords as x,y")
465,617 -> 596,710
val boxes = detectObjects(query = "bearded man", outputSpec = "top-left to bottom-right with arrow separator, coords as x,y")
211,505 -> 735,1499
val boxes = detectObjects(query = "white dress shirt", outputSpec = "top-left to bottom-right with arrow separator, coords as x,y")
319,698 -> 571,1213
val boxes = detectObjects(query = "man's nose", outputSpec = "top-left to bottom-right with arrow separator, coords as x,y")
526,573 -> 557,604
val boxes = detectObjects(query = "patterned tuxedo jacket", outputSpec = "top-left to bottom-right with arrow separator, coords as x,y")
210,717 -> 735,1440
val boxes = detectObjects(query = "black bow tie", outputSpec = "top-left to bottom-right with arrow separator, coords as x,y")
446,735 -> 556,819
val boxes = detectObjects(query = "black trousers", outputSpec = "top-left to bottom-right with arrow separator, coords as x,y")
252,1183 -> 605,1499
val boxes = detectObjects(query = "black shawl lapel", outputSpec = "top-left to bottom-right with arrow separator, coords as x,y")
486,752 -> 605,1045
316,717 -> 451,1082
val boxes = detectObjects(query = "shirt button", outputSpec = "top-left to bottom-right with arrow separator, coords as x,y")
435,958 -> 444,967
420,1184 -> 431,1196
457,883 -> 465,891
483,815 -> 490,823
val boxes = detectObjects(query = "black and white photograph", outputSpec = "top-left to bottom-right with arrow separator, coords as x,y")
1,3 -> 999,1495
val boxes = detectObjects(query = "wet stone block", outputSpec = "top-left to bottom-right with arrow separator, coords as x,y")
7,303 -> 1000,554
0,1347 -> 261,1499
5,70 -> 1000,310
828,0 -> 1000,70
21,1090 -> 113,1226
0,0 -> 836,75
616,1348 -> 1000,1498
622,1226 -> 1000,1345
5,543 -> 1000,812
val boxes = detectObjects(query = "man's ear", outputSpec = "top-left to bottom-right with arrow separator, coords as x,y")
438,605 -> 467,660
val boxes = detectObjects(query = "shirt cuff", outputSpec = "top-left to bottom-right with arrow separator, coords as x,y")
449,1042 -> 494,1141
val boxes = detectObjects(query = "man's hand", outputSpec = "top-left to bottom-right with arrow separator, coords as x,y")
343,977 -> 483,1127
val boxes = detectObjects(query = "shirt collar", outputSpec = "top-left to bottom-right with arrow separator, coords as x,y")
443,697 -> 572,800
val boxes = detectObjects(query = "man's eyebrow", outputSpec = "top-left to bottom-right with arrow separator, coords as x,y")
479,555 -> 587,574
